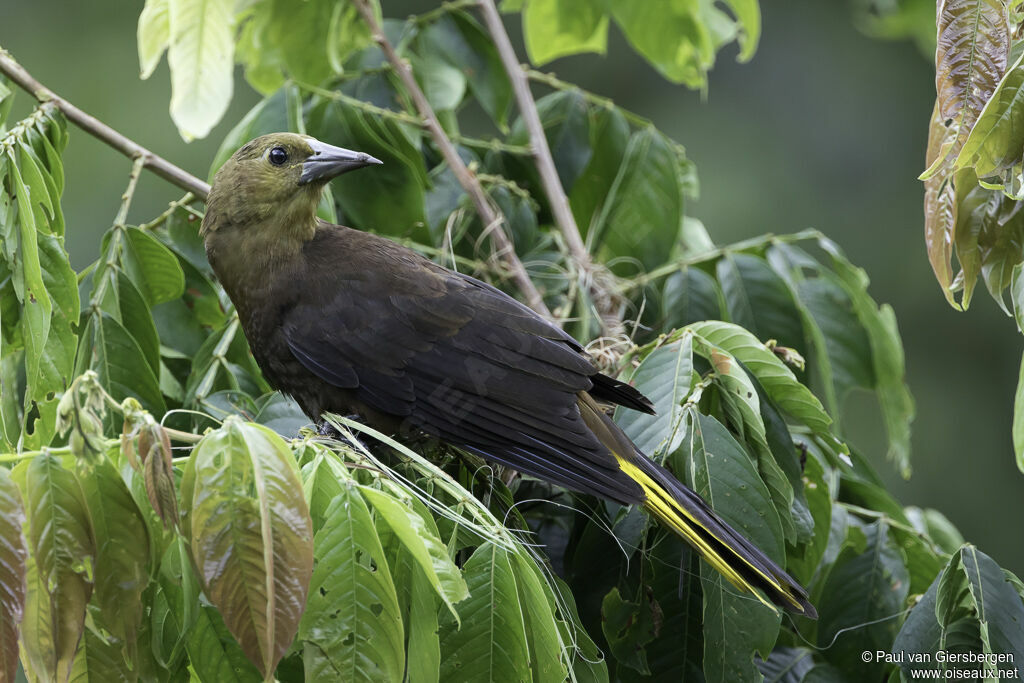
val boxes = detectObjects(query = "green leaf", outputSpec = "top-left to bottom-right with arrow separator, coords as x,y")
0,469 -> 26,683
959,545 -> 1024,668
78,313 -> 166,416
615,332 -> 694,458
358,485 -> 469,620
116,271 -> 162,377
298,484 -> 405,683
167,0 -> 235,140
716,252 -> 806,353
589,127 -> 684,272
820,238 -> 915,476
438,543 -> 531,683
570,106 -> 629,236
523,0 -> 609,64
660,265 -> 723,330
675,410 -> 782,683
817,521 -> 909,677
956,53 -> 1024,176
403,554 -> 441,683
609,0 -> 714,88
420,12 -> 513,129
600,586 -> 657,675
509,553 -> 567,683
721,0 -> 760,62
184,418 -> 313,678
891,572 -> 945,681
510,90 -> 593,193
688,321 -> 831,435
123,227 -> 185,306
138,0 -> 170,79
79,460 -> 150,653
15,455 -> 95,683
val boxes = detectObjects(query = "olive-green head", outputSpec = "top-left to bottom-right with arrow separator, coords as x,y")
201,132 -> 381,238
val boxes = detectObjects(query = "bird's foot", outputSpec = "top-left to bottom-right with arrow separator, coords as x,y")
315,415 -> 364,449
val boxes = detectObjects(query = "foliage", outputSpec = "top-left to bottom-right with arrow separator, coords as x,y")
0,1 -> 1022,682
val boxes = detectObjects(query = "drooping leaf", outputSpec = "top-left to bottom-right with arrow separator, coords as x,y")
14,455 -> 95,683
956,53 -> 1024,177
167,0 -> 235,140
675,410 -> 782,683
933,0 -> 1009,167
509,553 -> 567,683
523,0 -> 609,64
437,543 -> 531,683
924,100 -> 960,307
615,332 -> 694,458
79,459 -> 150,658
817,521 -> 909,677
298,484 -> 405,683
358,484 -> 469,620
138,0 -> 170,79
184,417 -> 313,678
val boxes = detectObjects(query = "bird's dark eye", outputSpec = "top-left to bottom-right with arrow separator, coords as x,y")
268,147 -> 288,166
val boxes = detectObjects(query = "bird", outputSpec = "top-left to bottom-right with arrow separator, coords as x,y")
200,132 -> 816,618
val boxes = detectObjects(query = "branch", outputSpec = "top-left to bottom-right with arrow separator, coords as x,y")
474,1 -> 589,268
475,0 -> 623,334
350,0 -> 552,320
0,47 -> 210,200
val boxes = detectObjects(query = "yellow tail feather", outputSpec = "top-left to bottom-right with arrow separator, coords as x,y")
615,456 -> 800,614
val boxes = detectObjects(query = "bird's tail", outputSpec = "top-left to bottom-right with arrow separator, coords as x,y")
578,393 -> 816,618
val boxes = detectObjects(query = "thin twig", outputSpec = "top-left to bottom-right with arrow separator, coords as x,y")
526,69 -> 655,129
475,0 -> 623,335
350,0 -> 552,320
137,192 -> 199,231
114,155 -> 146,228
0,47 -> 210,199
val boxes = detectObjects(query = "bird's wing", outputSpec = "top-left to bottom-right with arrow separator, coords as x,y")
281,258 -> 644,503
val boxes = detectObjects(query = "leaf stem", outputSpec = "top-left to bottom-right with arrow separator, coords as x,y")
0,46 -> 210,199
350,0 -> 552,320
137,192 -> 199,231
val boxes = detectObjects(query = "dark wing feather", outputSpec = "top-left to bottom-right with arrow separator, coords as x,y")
280,230 -> 647,504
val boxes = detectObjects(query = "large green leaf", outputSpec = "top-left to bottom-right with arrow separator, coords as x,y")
437,543 -> 531,683
0,469 -> 26,683
675,410 -> 782,683
615,332 -> 694,458
956,53 -> 1024,177
77,313 -> 166,416
14,455 -> 95,683
688,321 -> 831,435
298,484 -> 405,683
359,484 -> 469,620
817,521 -> 909,677
509,553 -> 567,683
122,227 -> 185,307
608,0 -> 714,88
167,0 -> 235,140
523,0 -> 609,64
589,127 -> 684,272
79,460 -> 150,654
184,418 -> 313,678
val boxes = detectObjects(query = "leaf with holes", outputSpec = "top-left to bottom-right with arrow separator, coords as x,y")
298,484 -> 405,683
438,543 -> 531,683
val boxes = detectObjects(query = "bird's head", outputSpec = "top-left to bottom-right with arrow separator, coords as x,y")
201,132 -> 381,240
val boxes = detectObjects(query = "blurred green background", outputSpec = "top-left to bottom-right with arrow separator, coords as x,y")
4,0 -> 1022,573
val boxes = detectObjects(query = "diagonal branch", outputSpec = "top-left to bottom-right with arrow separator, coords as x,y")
0,47 -> 210,200
475,0 -> 623,334
350,0 -> 552,320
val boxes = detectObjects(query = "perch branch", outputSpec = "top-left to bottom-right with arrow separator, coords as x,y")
350,0 -> 552,320
0,47 -> 210,199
